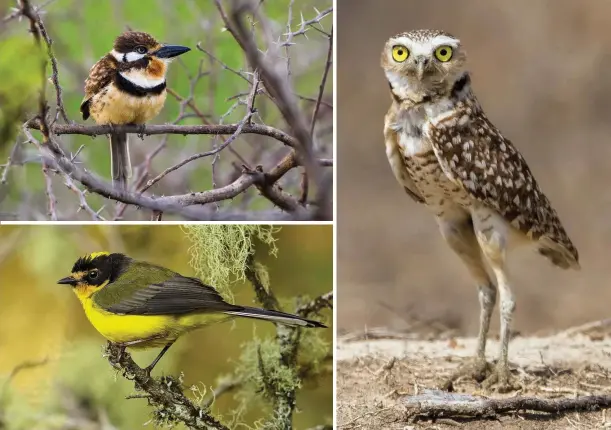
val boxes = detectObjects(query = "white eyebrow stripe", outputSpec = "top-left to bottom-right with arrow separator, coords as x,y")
110,50 -> 146,63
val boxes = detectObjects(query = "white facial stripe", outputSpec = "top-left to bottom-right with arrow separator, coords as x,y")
110,49 -> 146,63
120,70 -> 165,88
390,35 -> 460,57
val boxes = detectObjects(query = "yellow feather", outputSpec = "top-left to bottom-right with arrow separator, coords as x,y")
73,284 -> 226,348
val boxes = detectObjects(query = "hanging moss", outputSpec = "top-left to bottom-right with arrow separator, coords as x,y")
181,225 -> 280,303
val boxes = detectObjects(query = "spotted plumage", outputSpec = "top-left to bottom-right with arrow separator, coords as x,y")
381,29 -> 579,392
81,31 -> 190,189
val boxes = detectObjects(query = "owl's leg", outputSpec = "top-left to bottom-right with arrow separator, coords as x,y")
436,213 -> 496,390
472,208 -> 520,393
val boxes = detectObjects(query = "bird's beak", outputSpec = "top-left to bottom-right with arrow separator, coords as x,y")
57,276 -> 77,286
155,44 -> 190,59
415,56 -> 428,80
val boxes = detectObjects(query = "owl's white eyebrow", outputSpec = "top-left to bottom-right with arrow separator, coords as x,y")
430,35 -> 460,47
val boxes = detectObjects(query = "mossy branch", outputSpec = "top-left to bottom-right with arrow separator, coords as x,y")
105,342 -> 229,430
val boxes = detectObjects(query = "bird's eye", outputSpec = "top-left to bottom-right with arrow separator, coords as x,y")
135,46 -> 147,54
392,45 -> 409,62
435,45 -> 453,62
88,269 -> 99,280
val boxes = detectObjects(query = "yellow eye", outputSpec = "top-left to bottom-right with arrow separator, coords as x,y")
392,45 -> 409,62
435,45 -> 453,62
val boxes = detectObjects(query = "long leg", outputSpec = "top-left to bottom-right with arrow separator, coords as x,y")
472,208 -> 518,392
144,340 -> 176,375
437,214 -> 496,362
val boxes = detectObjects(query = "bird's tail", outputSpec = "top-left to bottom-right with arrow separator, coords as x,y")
109,132 -> 132,189
224,306 -> 326,328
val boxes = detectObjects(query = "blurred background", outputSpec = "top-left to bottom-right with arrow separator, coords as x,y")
0,225 -> 332,429
338,0 -> 611,336
0,0 -> 332,220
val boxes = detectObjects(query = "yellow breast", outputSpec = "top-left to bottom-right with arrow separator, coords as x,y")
73,286 -> 224,349
89,83 -> 166,125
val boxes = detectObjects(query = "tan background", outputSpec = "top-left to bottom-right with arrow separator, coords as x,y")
338,0 -> 611,335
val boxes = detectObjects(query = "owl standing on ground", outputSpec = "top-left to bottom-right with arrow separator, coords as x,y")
381,29 -> 579,392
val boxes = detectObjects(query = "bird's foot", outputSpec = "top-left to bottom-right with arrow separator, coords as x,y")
441,357 -> 492,391
481,362 -> 521,393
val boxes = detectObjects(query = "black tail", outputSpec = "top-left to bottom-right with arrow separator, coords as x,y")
109,132 -> 131,190
224,306 -> 326,328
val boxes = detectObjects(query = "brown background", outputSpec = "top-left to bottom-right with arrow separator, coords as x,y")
338,0 -> 611,335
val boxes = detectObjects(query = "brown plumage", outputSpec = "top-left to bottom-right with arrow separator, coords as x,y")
80,31 -> 190,189
381,29 -> 579,392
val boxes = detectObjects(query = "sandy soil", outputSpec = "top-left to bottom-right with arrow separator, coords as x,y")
337,325 -> 611,429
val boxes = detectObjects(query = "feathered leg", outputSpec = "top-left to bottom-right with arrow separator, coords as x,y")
437,212 -> 497,390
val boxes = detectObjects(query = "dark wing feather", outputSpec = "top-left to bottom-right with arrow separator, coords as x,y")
93,261 -> 238,315
427,98 -> 578,266
80,54 -> 116,120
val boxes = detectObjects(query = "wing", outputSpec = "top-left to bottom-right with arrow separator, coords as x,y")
80,54 -> 116,120
93,262 -> 237,315
384,108 -> 425,204
426,103 -> 578,263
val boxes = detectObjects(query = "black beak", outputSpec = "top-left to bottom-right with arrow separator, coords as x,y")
57,276 -> 77,286
155,44 -> 190,59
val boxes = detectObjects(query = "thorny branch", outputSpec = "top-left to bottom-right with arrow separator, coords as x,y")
105,342 -> 229,430
7,0 -> 333,221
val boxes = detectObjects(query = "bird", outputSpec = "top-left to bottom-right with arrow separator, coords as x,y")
80,31 -> 190,189
380,29 -> 579,392
57,252 -> 326,373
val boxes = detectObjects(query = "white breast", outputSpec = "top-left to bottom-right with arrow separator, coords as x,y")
120,69 -> 165,88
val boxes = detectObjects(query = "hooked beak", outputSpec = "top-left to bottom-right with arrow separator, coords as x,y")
155,44 -> 190,59
415,56 -> 429,80
57,276 -> 77,286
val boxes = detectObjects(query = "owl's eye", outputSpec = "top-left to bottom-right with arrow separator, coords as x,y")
135,45 -> 148,54
435,45 -> 453,62
392,45 -> 409,63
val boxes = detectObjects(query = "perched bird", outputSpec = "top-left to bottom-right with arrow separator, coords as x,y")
80,31 -> 190,189
381,30 -> 579,392
58,252 -> 325,373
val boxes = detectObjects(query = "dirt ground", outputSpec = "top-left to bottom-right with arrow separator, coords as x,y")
337,323 -> 611,429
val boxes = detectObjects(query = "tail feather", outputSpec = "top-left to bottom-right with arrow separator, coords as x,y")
224,306 -> 326,328
110,132 -> 131,190
538,236 -> 580,270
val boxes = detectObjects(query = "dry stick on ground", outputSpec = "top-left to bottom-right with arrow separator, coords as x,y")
104,342 -> 229,430
403,389 -> 611,421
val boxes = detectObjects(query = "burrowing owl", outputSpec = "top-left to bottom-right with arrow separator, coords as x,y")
381,29 -> 579,392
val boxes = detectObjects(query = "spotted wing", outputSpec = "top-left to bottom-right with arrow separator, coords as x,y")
384,110 -> 425,204
427,105 -> 579,266
80,54 -> 116,120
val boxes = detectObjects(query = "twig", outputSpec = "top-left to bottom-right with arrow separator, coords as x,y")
105,342 -> 228,430
403,389 -> 611,420
29,122 -> 299,149
202,378 -> 243,408
310,27 -> 333,137
297,292 -> 333,317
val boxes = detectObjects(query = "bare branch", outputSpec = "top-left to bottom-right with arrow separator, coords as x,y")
404,389 -> 611,421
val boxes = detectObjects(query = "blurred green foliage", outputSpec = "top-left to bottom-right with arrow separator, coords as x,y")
0,0 -> 332,220
0,225 -> 332,429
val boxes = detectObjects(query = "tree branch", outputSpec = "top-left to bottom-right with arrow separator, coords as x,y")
403,389 -> 611,421
105,342 -> 228,430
